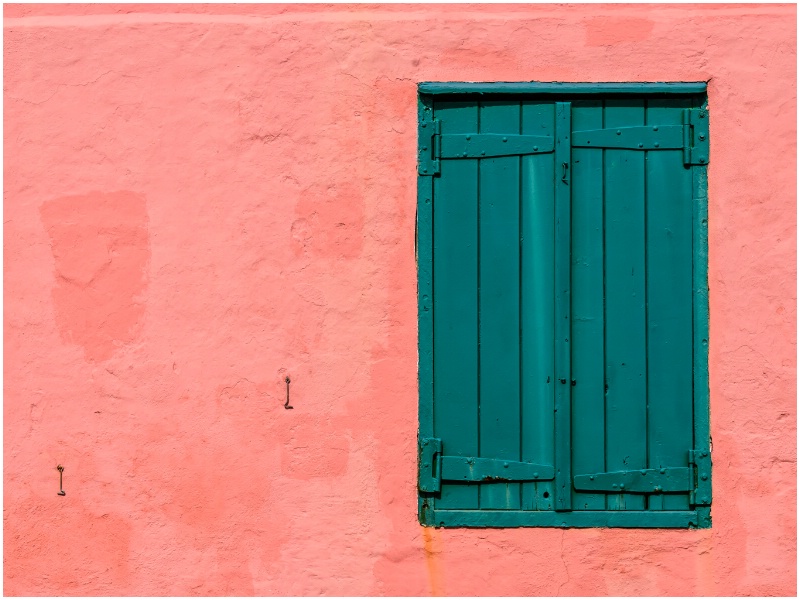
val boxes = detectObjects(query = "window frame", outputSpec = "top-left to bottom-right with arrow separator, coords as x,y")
416,82 -> 710,529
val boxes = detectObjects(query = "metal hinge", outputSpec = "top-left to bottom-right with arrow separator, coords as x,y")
418,119 -> 555,176
683,108 -> 709,166
418,117 -> 441,176
437,133 -> 554,159
569,107 -> 708,167
573,466 -> 693,494
572,125 -> 684,151
573,448 -> 711,506
418,437 -> 555,493
689,449 -> 712,507
418,437 -> 442,492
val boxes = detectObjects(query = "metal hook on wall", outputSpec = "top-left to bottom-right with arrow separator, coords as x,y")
57,464 -> 66,496
284,376 -> 293,410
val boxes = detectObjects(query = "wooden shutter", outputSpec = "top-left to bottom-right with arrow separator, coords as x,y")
420,99 -> 560,513
418,85 -> 710,528
569,99 -> 709,516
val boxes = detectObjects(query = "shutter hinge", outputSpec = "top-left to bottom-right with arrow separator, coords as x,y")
419,437 -> 555,493
440,133 -> 555,158
419,118 -> 557,176
573,467 -> 693,493
573,448 -> 712,506
683,108 -> 709,166
689,449 -> 712,507
418,118 -> 441,176
418,437 -> 442,492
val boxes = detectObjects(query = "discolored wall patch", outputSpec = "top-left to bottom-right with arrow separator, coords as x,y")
585,17 -> 656,46
40,191 -> 150,362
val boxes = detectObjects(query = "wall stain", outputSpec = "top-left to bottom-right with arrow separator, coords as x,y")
294,182 -> 365,261
4,495 -> 133,595
422,527 -> 443,596
40,191 -> 150,362
585,17 -> 655,46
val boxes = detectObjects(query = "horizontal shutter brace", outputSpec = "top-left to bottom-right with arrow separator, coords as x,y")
572,449 -> 711,506
572,124 -> 683,150
439,133 -> 554,158
419,438 -> 555,493
419,119 -> 556,175
574,467 -> 693,493
571,108 -> 708,166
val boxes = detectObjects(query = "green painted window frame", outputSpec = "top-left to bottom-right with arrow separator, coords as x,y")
417,82 -> 710,529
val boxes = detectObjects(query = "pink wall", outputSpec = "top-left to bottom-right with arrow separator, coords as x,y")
4,3 -> 796,595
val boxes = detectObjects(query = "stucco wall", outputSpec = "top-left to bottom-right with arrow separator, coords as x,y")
4,3 -> 796,595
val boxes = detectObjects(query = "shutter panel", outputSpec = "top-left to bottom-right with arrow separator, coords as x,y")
430,99 -> 558,510
568,99 -> 697,511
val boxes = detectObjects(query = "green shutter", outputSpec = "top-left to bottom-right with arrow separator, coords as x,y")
418,84 -> 710,528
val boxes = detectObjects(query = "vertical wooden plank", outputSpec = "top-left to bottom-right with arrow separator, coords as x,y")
554,102 -> 572,511
645,99 -> 693,511
570,100 -> 606,511
478,100 -> 521,509
432,100 -> 479,510
604,100 -> 647,511
418,96 -> 435,523
520,101 -> 556,511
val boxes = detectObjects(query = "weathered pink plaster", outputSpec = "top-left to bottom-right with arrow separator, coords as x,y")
4,3 -> 796,596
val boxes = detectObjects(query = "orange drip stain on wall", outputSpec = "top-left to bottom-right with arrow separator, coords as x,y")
422,527 -> 443,596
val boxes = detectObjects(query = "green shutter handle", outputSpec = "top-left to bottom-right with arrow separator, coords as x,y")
561,162 -> 569,183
